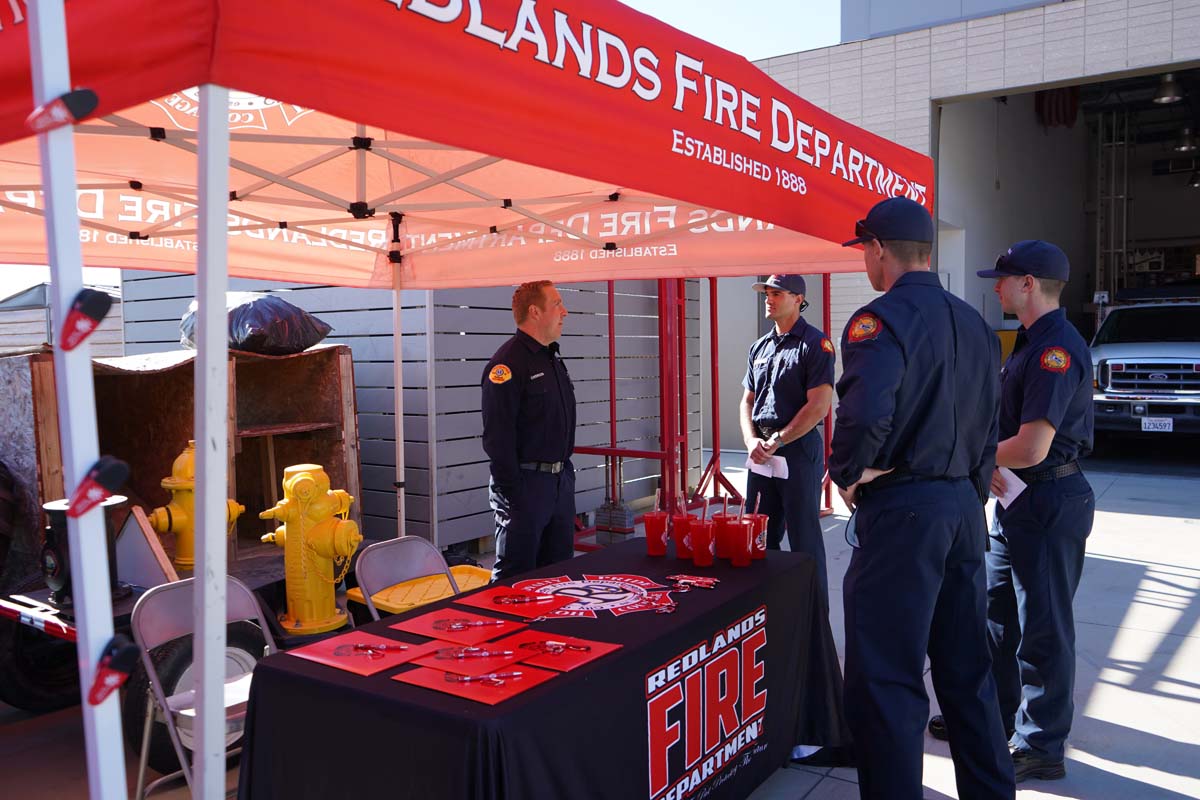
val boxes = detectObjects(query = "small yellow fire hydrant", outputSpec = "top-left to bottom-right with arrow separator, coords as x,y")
148,441 -> 245,569
260,464 -> 361,634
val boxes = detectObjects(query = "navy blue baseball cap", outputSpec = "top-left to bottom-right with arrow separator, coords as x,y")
752,274 -> 807,295
976,240 -> 1070,281
842,197 -> 935,247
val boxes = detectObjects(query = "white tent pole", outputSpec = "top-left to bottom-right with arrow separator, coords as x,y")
193,82 -> 230,800
26,2 -> 126,798
392,264 -> 407,538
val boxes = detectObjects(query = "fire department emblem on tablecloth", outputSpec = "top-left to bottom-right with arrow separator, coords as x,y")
512,574 -> 676,619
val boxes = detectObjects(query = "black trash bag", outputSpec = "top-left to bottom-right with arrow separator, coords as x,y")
180,292 -> 332,356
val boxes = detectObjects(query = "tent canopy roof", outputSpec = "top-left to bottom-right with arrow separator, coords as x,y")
0,1 -> 933,288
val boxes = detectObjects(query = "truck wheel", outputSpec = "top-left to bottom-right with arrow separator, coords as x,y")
0,574 -> 80,712
121,621 -> 266,776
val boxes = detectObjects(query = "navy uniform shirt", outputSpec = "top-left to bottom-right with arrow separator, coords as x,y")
999,307 -> 1094,467
742,317 -> 836,430
830,271 -> 1000,495
481,330 -> 577,491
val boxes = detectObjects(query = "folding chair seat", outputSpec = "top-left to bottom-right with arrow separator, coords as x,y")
129,576 -> 277,799
351,535 -> 466,621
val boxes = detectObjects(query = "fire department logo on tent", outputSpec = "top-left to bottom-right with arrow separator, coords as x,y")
152,89 -> 314,132
512,574 -> 676,619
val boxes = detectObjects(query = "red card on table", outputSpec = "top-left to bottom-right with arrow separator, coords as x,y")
285,631 -> 441,676
410,640 -> 523,676
392,664 -> 558,705
493,629 -> 623,672
389,608 -> 526,646
453,585 -> 578,619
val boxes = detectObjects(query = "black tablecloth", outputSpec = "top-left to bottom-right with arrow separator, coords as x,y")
238,540 -> 848,800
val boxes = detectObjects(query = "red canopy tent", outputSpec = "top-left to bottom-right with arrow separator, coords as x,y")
1,2 -> 932,797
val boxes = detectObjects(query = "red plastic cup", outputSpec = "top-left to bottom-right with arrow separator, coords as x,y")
671,514 -> 692,559
730,519 -> 754,567
710,513 -> 732,559
643,511 -> 668,557
690,520 -> 715,567
748,513 -> 769,560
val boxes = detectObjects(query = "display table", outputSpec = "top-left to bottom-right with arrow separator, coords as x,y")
237,540 -> 848,800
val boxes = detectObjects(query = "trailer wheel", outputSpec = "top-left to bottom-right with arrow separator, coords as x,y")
121,621 -> 266,776
0,574 -> 80,712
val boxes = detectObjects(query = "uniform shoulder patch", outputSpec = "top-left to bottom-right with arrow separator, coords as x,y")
488,364 -> 513,384
1040,347 -> 1070,373
821,338 -> 835,354
847,313 -> 882,343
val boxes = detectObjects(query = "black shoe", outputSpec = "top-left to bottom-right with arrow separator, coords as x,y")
791,745 -> 856,768
1011,749 -> 1066,782
928,715 -> 949,741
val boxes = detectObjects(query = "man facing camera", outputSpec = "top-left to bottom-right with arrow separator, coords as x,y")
739,274 -> 835,607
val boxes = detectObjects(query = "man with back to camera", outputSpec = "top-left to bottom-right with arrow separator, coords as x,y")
929,241 -> 1094,783
739,274 -> 835,606
831,197 -> 1015,799
481,280 -> 576,581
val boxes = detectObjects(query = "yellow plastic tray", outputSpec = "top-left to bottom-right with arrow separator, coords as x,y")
346,565 -> 492,614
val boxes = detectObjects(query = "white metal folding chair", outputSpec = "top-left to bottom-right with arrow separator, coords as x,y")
355,535 -> 461,621
129,576 -> 277,798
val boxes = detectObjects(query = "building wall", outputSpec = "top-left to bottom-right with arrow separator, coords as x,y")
0,303 -> 124,357
842,0 -> 1065,42
758,0 -> 1200,343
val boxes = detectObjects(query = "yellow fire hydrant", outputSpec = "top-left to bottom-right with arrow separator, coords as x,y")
260,464 -> 361,634
148,441 -> 245,569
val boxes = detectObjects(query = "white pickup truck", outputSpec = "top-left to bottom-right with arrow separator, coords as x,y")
1091,296 -> 1200,435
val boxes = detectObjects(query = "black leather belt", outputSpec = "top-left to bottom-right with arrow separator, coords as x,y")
756,424 -> 781,439
1014,461 -> 1080,483
520,461 -> 564,474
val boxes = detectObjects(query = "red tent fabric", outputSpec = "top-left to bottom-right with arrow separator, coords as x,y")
0,1 -> 932,287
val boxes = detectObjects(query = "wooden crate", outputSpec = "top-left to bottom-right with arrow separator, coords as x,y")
0,344 -> 361,570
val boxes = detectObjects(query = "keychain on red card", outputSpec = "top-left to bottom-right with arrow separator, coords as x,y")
435,646 -> 514,660
332,642 -> 409,659
67,456 -> 130,518
87,633 -> 139,705
59,288 -> 114,351
432,617 -> 508,632
445,670 -> 523,686
492,594 -> 557,605
518,640 -> 592,655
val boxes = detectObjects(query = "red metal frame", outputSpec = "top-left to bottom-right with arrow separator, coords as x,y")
820,272 -> 835,517
576,272 -> 839,544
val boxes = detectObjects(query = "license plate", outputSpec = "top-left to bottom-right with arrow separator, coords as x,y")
1141,417 -> 1173,432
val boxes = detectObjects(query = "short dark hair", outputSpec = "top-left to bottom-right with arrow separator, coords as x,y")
881,240 -> 932,266
512,281 -> 553,324
1036,277 -> 1066,301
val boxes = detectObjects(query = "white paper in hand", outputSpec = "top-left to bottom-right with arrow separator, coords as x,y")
745,454 -> 789,479
995,467 -> 1027,508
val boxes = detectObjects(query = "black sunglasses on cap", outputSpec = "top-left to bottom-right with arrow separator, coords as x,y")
854,220 -> 879,241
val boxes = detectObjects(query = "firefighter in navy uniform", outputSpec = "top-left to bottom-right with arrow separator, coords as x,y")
740,274 -> 835,606
928,241 -> 1093,782
831,197 -> 1015,800
481,281 -> 576,581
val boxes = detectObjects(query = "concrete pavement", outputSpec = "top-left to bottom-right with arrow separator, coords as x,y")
748,442 -> 1200,800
